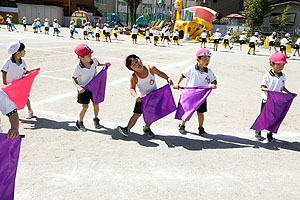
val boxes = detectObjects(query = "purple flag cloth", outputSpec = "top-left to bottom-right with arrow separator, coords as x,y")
84,63 -> 109,104
141,84 -> 177,124
0,133 -> 22,200
251,91 -> 295,133
175,86 -> 212,121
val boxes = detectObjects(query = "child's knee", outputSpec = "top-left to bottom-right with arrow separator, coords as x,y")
134,113 -> 142,118
82,104 -> 89,110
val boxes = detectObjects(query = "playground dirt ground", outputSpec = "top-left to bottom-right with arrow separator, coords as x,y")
1,25 -> 300,200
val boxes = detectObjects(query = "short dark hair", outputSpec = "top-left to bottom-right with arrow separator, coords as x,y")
126,54 -> 140,70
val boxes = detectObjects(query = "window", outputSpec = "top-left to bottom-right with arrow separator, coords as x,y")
96,0 -> 106,5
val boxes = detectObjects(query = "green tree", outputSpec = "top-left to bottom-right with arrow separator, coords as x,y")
124,0 -> 142,28
244,0 -> 271,30
271,5 -> 291,32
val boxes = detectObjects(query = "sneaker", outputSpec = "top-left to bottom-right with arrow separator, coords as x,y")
93,117 -> 101,129
25,110 -> 34,119
198,127 -> 205,136
255,131 -> 264,141
253,52 -> 256,55
178,124 -> 186,134
143,126 -> 155,138
267,132 -> 275,142
117,126 -> 129,137
247,52 -> 250,55
76,121 -> 87,132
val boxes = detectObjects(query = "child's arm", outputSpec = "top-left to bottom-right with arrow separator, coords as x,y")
283,87 -> 297,97
149,66 -> 173,85
96,59 -> 111,67
8,112 -> 19,139
261,85 -> 268,92
72,77 -> 85,94
210,80 -> 217,89
173,74 -> 184,89
25,68 -> 40,74
2,72 -> 7,85
130,74 -> 141,102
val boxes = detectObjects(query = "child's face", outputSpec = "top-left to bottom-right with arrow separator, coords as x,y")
197,56 -> 210,67
16,49 -> 26,58
270,62 -> 285,73
80,54 -> 92,63
130,58 -> 143,71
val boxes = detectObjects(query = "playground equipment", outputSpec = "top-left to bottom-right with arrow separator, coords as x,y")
71,10 -> 91,28
136,13 -> 152,25
109,13 -> 125,27
173,0 -> 216,40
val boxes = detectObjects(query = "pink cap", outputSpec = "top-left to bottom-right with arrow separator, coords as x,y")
269,52 -> 287,64
75,44 -> 94,57
196,48 -> 212,57
124,54 -> 135,67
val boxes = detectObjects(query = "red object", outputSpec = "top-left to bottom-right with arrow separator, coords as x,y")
187,6 -> 217,23
196,48 -> 211,57
269,53 -> 288,64
2,70 -> 39,110
75,44 -> 94,57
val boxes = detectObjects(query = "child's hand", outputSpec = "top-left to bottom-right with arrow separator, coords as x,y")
135,96 -> 141,102
105,62 -> 111,67
261,88 -> 268,92
173,84 -> 179,90
167,78 -> 173,86
210,84 -> 217,89
291,93 -> 297,97
7,128 -> 19,139
35,68 -> 40,71
78,87 -> 85,94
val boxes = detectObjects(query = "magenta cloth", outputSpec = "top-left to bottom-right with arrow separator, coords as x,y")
84,63 -> 109,104
175,86 -> 212,121
251,91 -> 295,133
0,133 -> 22,200
141,84 -> 177,124
2,70 -> 39,110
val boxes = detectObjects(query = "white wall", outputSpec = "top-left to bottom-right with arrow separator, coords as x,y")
17,3 -> 63,25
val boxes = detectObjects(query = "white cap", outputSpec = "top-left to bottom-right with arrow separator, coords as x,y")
7,41 -> 21,54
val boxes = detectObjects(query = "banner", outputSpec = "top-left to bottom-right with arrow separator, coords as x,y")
251,91 -> 295,133
0,133 -> 22,200
141,84 -> 176,124
2,70 -> 39,110
175,86 -> 212,121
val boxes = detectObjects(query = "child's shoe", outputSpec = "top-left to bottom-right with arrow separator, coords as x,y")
76,120 -> 87,132
93,117 -> 101,129
198,127 -> 205,136
25,110 -> 34,119
267,132 -> 275,142
117,126 -> 129,137
143,126 -> 155,138
255,131 -> 264,141
178,124 -> 186,134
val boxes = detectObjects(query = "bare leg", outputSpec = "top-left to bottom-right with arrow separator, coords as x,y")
127,113 -> 142,129
93,104 -> 99,118
197,112 -> 204,127
26,99 -> 32,111
79,104 -> 88,122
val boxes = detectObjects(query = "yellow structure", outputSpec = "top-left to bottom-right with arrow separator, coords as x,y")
173,0 -> 216,41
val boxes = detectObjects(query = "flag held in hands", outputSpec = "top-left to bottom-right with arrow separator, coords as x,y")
0,134 -> 22,200
2,70 -> 39,110
84,63 -> 109,104
251,91 -> 295,133
175,86 -> 212,121
141,84 -> 177,124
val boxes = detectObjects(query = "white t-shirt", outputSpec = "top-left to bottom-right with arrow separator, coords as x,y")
69,25 -> 75,31
37,21 -> 41,26
0,90 -> 17,132
88,25 -> 93,31
201,32 -> 207,39
280,38 -> 288,46
1,57 -> 27,84
95,27 -> 100,33
23,20 -> 27,25
239,35 -> 246,41
103,26 -> 107,32
165,30 -> 170,37
44,22 -> 49,27
83,26 -> 88,31
173,31 -> 179,37
106,27 -> 111,32
261,70 -> 286,101
53,22 -> 59,28
213,32 -> 222,39
154,30 -> 160,37
182,64 -> 217,87
145,30 -> 150,37
224,35 -> 231,40
72,57 -> 99,87
161,27 -> 166,34
249,36 -> 258,43
132,28 -> 138,35
268,36 -> 276,42
32,22 -> 36,28
296,38 -> 300,45
134,66 -> 157,97
7,18 -> 11,24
